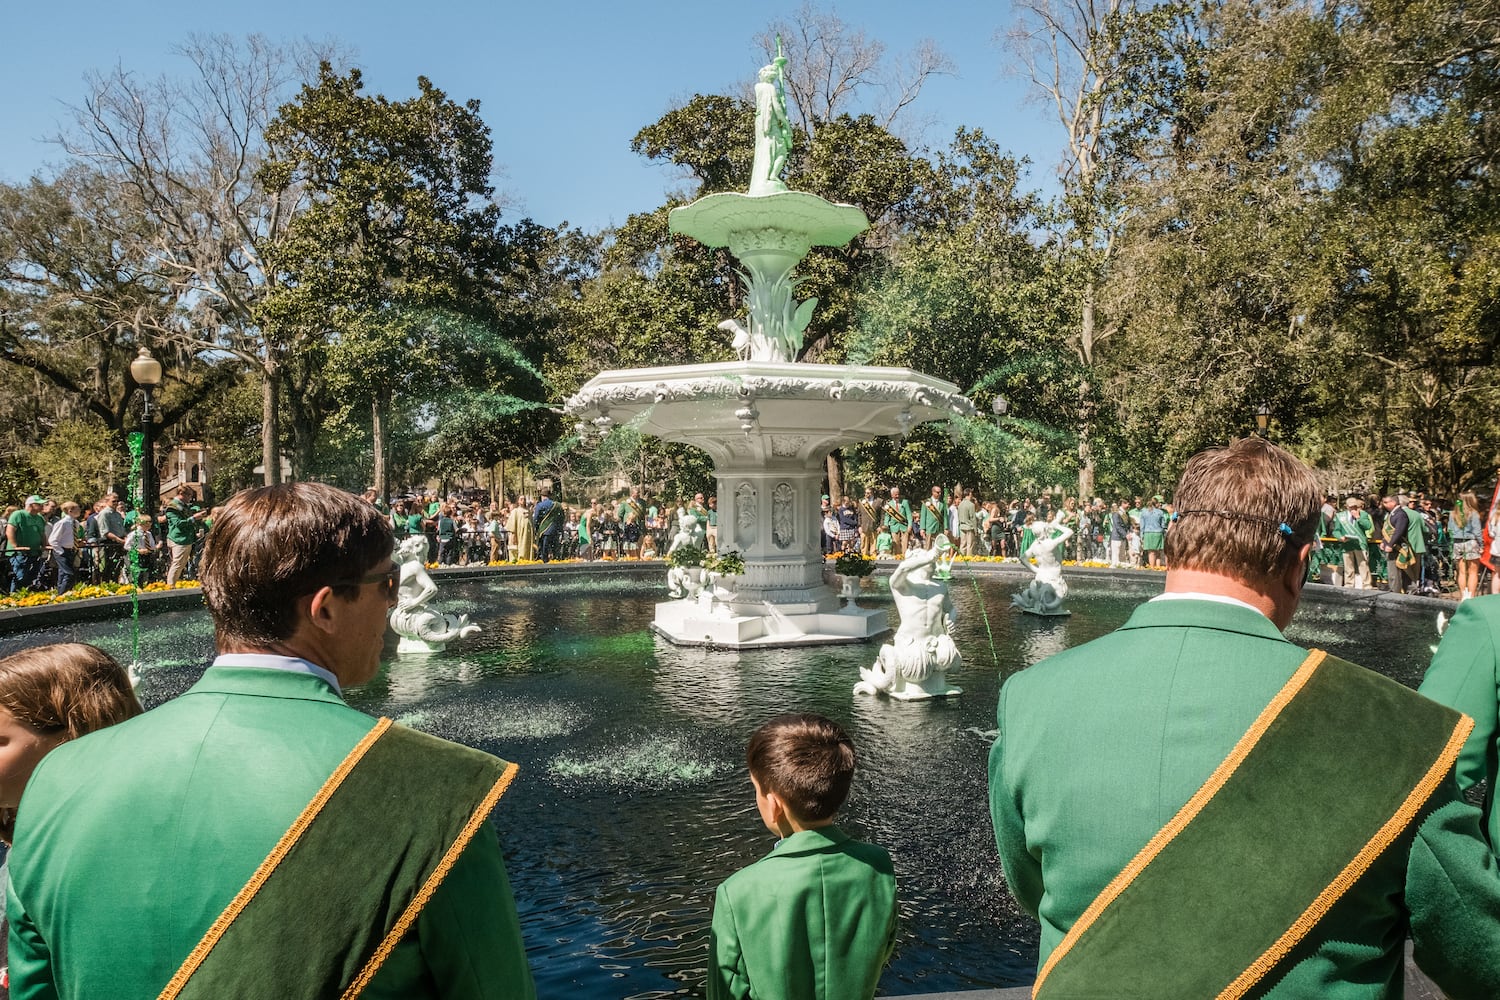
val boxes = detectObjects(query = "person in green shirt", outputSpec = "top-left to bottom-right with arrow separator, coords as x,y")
6,495 -> 48,593
159,486 -> 207,585
709,714 -> 897,1000
1334,496 -> 1375,589
883,487 -> 912,557
8,483 -> 535,999
991,439 -> 1500,997
1421,594 -> 1500,850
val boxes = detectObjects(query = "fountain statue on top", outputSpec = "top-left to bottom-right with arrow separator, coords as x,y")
676,37 -> 868,366
564,41 -> 975,648
1012,511 -> 1074,617
854,540 -> 963,700
389,535 -> 482,654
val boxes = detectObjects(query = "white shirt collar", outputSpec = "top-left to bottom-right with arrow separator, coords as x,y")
1149,591 -> 1269,619
211,653 -> 342,695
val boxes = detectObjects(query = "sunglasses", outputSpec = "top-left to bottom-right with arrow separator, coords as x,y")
333,565 -> 400,601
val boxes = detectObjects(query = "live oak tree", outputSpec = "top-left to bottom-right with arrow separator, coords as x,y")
1101,0 -> 1500,494
257,63 -> 550,498
0,165 -> 240,484
59,34 -> 341,485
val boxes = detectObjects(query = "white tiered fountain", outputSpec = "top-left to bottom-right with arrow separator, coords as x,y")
565,42 -> 974,649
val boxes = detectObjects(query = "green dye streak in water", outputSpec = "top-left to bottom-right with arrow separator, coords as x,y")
969,572 -> 999,668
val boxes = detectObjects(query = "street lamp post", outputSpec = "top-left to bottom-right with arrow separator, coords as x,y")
991,395 -> 1010,496
130,346 -> 163,520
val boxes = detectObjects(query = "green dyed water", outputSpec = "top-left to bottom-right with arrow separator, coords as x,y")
0,571 -> 1442,997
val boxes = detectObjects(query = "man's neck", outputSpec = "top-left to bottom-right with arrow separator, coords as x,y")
1163,568 -> 1281,624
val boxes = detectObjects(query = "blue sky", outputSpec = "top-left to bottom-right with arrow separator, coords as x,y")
1,1 -> 1063,232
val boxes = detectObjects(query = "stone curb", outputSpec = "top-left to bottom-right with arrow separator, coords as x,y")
0,561 -> 1453,636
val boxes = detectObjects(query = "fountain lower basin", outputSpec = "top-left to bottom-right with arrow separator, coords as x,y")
566,361 -> 975,647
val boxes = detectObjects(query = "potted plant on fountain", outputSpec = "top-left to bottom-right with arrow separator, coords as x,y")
704,549 -> 744,604
833,551 -> 875,602
665,544 -> 709,599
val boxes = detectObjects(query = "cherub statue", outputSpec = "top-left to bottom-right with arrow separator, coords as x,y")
389,535 -> 481,653
666,509 -> 699,556
666,563 -> 705,600
665,510 -> 708,599
855,543 -> 963,700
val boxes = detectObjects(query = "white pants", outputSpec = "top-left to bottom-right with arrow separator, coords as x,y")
1342,548 -> 1370,589
166,541 -> 193,585
1109,539 -> 1128,566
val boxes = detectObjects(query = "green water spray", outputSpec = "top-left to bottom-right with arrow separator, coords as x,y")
969,572 -> 1000,668
125,432 -> 145,666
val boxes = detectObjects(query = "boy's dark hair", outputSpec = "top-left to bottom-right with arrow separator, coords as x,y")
746,713 -> 856,822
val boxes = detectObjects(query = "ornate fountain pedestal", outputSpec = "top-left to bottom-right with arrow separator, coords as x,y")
567,361 -> 973,648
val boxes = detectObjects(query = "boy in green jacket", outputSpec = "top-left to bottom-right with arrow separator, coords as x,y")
709,714 -> 897,1000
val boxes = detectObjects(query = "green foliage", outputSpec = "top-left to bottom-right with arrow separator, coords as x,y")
28,418 -> 119,504
833,552 -> 874,577
666,544 -> 707,568
0,455 -> 41,507
706,549 -> 744,575
632,95 -> 755,194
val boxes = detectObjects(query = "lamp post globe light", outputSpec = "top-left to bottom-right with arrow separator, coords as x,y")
1254,402 -> 1272,438
130,346 -> 163,520
991,394 -> 1009,417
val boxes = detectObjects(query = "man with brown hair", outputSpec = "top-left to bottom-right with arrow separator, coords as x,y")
9,482 -> 534,999
990,438 -> 1500,997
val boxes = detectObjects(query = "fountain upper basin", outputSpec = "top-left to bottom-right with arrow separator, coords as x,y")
565,361 -> 975,465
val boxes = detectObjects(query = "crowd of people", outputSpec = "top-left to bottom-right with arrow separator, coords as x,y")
816,484 -> 1500,599
379,486 -> 720,566
10,474 -> 1500,606
2,447 -> 1500,997
2,487 -> 212,595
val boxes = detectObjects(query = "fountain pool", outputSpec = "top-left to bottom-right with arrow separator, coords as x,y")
0,571 -> 1443,997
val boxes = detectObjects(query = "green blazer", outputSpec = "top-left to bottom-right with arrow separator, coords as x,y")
708,826 -> 896,1000
7,666 -> 534,1000
990,597 -> 1500,998
1420,594 -> 1500,847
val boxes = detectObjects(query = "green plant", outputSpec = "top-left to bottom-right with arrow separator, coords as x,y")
706,549 -> 744,575
666,544 -> 707,568
834,552 -> 875,577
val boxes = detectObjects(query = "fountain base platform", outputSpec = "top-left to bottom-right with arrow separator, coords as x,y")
651,597 -> 888,649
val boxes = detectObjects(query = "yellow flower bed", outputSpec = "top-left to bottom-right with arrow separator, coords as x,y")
0,580 -> 201,610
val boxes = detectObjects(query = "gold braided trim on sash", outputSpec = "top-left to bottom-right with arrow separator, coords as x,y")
1221,712 -> 1474,999
340,758 -> 519,999
1032,651 -> 1326,997
157,718 -> 393,1000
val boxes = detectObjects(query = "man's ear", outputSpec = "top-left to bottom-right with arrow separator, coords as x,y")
304,586 -> 341,636
1284,541 -> 1314,594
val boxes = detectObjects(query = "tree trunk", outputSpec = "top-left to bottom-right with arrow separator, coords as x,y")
1077,281 -> 1097,501
262,362 -> 281,485
1078,378 -> 1096,501
371,398 -> 388,499
826,451 -> 843,503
